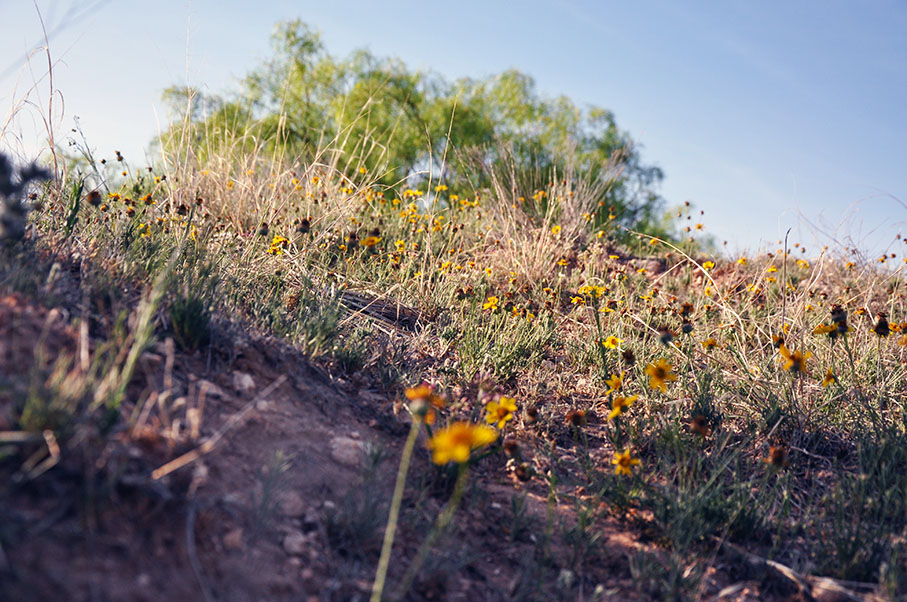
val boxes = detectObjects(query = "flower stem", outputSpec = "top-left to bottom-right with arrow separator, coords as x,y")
392,464 -> 470,600
371,416 -> 421,602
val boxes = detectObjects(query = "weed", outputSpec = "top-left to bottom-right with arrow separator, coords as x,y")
249,450 -> 293,538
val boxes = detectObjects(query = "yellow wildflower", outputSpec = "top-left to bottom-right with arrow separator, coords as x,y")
405,384 -> 445,424
485,396 -> 518,429
605,372 -> 623,394
483,296 -> 499,311
813,324 -> 837,336
267,234 -> 289,255
645,359 -> 677,393
821,369 -> 836,388
427,422 -> 498,465
608,395 -> 638,421
602,336 -> 622,349
612,450 -> 641,476
778,344 -> 811,374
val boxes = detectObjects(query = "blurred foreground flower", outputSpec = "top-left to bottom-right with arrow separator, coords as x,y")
427,422 -> 497,464
405,384 -> 445,424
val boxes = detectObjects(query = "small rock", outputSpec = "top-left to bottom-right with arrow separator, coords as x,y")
255,399 -> 270,411
223,528 -> 244,551
359,391 -> 385,404
300,567 -> 315,581
322,500 -> 336,512
330,436 -> 364,466
198,379 -> 225,399
136,573 -> 151,588
302,509 -> 320,533
232,371 -> 255,392
282,530 -> 308,556
278,491 -> 306,518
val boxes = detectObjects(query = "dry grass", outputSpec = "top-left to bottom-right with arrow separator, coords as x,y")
1,80 -> 906,600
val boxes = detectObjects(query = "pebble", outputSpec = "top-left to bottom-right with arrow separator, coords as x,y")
282,530 -> 308,556
232,371 -> 255,392
278,491 -> 307,518
329,436 -> 364,466
223,527 -> 244,551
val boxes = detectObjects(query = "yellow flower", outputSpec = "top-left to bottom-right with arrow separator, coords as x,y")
821,368 -> 836,388
405,384 -> 445,408
605,372 -> 623,394
611,449 -> 640,476
485,396 -> 518,429
551,225 -> 561,235
427,422 -> 498,465
702,261 -> 715,271
361,235 -> 382,247
778,344 -> 811,374
608,395 -> 638,421
267,234 -> 289,255
483,296 -> 499,311
602,335 -> 621,349
737,257 -> 747,266
405,384 -> 445,424
358,166 -> 368,174
645,359 -> 677,393
813,324 -> 837,336
578,285 -> 607,298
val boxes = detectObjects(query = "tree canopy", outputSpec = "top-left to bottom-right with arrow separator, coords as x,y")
162,20 -> 672,238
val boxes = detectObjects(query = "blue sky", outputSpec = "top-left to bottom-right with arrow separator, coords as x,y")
1,0 -> 905,257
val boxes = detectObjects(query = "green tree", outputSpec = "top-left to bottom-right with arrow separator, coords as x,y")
161,20 -> 673,239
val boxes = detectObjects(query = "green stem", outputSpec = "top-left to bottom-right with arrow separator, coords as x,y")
842,335 -> 859,387
393,464 -> 470,601
371,416 -> 421,602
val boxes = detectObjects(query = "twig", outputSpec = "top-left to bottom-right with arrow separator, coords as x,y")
721,539 -> 878,601
186,501 -> 215,602
151,375 -> 287,480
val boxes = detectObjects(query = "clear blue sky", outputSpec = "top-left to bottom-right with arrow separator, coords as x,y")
2,0 -> 905,257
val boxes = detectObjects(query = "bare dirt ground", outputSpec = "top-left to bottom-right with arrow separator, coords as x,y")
0,285 -> 845,601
